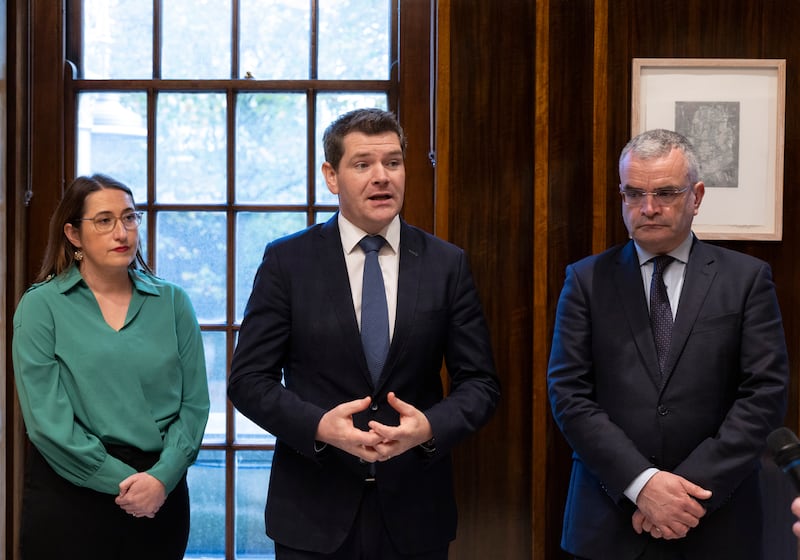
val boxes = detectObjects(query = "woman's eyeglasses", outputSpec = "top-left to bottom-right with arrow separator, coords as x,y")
79,211 -> 143,233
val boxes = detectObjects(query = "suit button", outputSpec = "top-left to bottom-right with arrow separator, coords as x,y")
370,402 -> 379,411
657,405 -> 668,416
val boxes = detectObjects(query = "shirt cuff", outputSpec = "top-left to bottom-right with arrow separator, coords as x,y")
624,467 -> 660,504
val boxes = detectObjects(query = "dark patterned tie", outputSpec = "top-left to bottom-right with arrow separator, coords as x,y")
650,255 -> 674,375
359,236 -> 389,384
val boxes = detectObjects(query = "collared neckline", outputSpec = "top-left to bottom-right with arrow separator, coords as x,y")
634,232 -> 694,267
53,265 -> 161,297
338,213 -> 400,256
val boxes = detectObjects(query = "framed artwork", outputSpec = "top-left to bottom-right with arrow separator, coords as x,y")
632,58 -> 786,240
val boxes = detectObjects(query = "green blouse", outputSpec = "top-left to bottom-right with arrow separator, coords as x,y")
12,265 -> 210,495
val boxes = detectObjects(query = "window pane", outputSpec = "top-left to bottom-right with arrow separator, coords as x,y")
162,0 -> 232,79
240,0 -> 310,80
236,93 -> 307,204
316,211 -> 335,224
82,0 -> 152,79
315,93 -> 389,205
77,92 -> 148,204
236,450 -> 274,557
157,93 -> 227,204
235,212 -> 307,323
318,0 -> 391,80
156,211 -> 227,324
186,450 -> 226,559
202,331 -> 227,443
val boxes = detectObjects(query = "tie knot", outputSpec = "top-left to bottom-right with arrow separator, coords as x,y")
651,255 -> 674,276
359,235 -> 385,254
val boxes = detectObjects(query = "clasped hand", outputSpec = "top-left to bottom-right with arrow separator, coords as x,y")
632,471 -> 712,540
316,392 -> 433,463
115,472 -> 166,519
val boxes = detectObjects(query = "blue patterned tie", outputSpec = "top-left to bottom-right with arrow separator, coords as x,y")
650,255 -> 674,375
359,236 -> 389,384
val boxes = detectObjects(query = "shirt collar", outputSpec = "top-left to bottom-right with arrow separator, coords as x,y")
634,232 -> 694,267
338,213 -> 400,255
54,265 -> 160,296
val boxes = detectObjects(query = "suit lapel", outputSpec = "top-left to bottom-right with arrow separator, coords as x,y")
315,217 -> 374,385
662,239 -> 716,381
377,221 -> 421,390
615,241 -> 663,387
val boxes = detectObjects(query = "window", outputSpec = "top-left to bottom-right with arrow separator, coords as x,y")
67,1 -> 398,557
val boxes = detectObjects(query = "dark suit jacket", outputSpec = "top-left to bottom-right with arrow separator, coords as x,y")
547,238 -> 788,560
228,215 -> 500,554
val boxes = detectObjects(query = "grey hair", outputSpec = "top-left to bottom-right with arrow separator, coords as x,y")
619,129 -> 700,185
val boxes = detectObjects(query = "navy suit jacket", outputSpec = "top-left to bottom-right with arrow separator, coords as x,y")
228,215 -> 500,554
547,238 -> 788,560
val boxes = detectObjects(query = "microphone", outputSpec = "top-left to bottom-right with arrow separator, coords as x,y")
768,427 -> 800,492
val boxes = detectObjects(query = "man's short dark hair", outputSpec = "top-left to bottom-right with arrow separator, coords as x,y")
322,108 -> 407,169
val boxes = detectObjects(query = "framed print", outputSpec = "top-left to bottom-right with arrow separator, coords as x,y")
632,58 -> 786,240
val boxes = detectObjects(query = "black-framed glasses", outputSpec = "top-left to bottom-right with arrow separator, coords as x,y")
79,211 -> 143,233
620,185 -> 692,207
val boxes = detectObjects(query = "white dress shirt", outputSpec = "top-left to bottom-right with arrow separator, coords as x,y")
337,213 -> 400,342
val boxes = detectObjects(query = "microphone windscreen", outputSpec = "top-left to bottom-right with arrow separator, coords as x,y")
768,427 -> 800,467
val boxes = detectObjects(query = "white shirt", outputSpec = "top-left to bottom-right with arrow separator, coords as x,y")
637,233 -> 693,320
337,213 -> 400,342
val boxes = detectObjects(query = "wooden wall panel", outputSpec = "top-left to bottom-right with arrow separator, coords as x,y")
398,0 -> 436,235
439,1 -> 535,558
26,0 -> 65,282
544,1 -> 596,558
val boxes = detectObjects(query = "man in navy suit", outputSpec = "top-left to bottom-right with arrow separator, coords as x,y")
229,108 -> 500,559
547,129 -> 788,559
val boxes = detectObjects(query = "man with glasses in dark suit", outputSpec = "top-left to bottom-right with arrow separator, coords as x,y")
548,129 -> 788,560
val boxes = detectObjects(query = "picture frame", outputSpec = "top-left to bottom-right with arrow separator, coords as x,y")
631,58 -> 786,240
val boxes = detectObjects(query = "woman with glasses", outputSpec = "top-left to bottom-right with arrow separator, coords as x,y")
12,174 -> 210,559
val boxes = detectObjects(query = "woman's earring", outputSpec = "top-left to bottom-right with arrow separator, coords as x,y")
74,250 -> 84,261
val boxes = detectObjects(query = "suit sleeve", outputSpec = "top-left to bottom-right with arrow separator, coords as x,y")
547,263 -> 654,502
673,261 -> 788,513
421,250 -> 501,455
148,286 -> 210,492
227,242 -> 327,459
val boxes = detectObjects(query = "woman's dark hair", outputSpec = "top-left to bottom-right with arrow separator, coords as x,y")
35,174 -> 151,282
